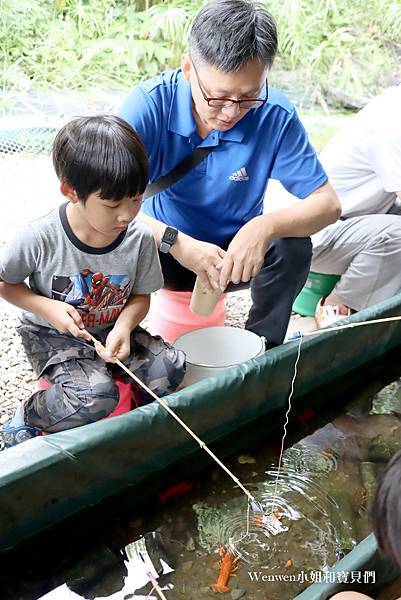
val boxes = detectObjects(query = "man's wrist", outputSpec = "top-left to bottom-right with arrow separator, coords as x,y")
258,214 -> 275,243
168,231 -> 188,261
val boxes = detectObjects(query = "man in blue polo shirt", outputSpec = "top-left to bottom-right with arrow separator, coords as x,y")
119,0 -> 340,348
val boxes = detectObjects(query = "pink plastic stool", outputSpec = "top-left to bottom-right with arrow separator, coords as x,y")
148,289 -> 227,343
37,377 -> 132,419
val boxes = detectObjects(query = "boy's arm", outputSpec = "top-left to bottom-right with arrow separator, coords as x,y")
0,280 -> 91,340
96,294 -> 150,362
114,293 -> 150,332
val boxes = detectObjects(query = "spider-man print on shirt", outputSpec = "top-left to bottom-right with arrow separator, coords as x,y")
51,268 -> 132,330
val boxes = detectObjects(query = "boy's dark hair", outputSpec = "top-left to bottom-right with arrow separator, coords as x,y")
52,115 -> 148,202
370,449 -> 401,568
189,0 -> 278,73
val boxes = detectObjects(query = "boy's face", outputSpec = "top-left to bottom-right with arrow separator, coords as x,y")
80,192 -> 143,236
62,182 -> 142,239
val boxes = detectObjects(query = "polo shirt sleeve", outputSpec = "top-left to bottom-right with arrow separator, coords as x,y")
119,87 -> 160,176
270,110 -> 328,199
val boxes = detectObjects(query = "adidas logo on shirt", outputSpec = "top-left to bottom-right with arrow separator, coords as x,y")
229,167 -> 249,182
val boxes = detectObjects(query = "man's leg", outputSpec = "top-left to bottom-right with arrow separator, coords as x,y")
24,358 -> 119,433
246,237 -> 312,347
312,215 -> 401,311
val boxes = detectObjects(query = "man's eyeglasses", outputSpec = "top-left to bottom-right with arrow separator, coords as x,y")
191,61 -> 268,110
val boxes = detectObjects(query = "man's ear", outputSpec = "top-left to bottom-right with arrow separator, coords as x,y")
60,180 -> 79,203
181,54 -> 192,82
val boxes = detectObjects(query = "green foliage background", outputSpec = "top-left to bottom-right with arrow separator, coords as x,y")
1,0 -> 401,99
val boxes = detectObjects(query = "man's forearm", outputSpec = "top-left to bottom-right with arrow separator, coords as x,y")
261,182 -> 341,240
137,211 -> 191,263
114,293 -> 150,332
137,212 -> 168,246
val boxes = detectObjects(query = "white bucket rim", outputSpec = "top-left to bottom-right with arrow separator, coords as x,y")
174,326 -> 265,369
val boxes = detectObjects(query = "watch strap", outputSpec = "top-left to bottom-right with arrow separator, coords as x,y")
159,241 -> 171,253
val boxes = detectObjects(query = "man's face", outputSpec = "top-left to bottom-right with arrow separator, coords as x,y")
182,56 -> 268,134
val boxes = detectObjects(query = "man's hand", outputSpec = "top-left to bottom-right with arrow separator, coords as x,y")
218,216 -> 268,290
95,325 -> 131,363
173,237 -> 226,291
45,300 -> 92,341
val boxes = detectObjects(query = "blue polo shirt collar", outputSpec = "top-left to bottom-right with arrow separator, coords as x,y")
168,72 -> 251,144
219,114 -> 250,142
168,75 -> 197,138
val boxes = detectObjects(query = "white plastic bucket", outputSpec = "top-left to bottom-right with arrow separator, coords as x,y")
174,326 -> 265,387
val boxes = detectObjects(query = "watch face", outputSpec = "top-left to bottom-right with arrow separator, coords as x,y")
163,227 -> 178,244
165,232 -> 175,243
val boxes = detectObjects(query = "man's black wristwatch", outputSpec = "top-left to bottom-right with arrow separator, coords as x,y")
159,226 -> 178,254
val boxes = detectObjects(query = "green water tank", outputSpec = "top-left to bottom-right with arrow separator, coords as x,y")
293,271 -> 341,317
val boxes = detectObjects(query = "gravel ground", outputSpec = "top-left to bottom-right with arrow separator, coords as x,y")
0,154 -> 263,423
0,155 -> 60,423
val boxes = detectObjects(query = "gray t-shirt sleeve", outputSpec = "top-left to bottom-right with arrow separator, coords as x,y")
131,230 -> 164,294
0,225 -> 39,283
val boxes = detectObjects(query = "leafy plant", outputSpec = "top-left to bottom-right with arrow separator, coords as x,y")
0,0 -> 400,105
269,0 -> 401,103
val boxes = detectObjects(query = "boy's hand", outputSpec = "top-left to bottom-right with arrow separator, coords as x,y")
45,301 -> 91,341
95,326 -> 131,363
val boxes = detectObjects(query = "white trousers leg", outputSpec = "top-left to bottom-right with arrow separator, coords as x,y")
311,214 -> 401,311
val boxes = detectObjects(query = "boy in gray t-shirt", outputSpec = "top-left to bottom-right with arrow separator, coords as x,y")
0,115 -> 185,448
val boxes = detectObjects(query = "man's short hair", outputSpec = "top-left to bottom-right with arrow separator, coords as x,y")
371,448 -> 401,568
52,115 -> 148,202
189,0 -> 278,72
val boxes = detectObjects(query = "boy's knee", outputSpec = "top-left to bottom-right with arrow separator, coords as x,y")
79,379 -> 120,421
147,344 -> 186,397
129,328 -> 186,396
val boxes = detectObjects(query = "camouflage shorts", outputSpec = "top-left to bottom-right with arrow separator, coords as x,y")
17,323 -> 186,433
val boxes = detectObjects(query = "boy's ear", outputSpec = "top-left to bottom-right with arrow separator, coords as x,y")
60,180 -> 79,204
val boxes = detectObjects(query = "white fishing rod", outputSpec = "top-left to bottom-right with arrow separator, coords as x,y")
289,313 -> 401,339
87,332 -> 264,513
